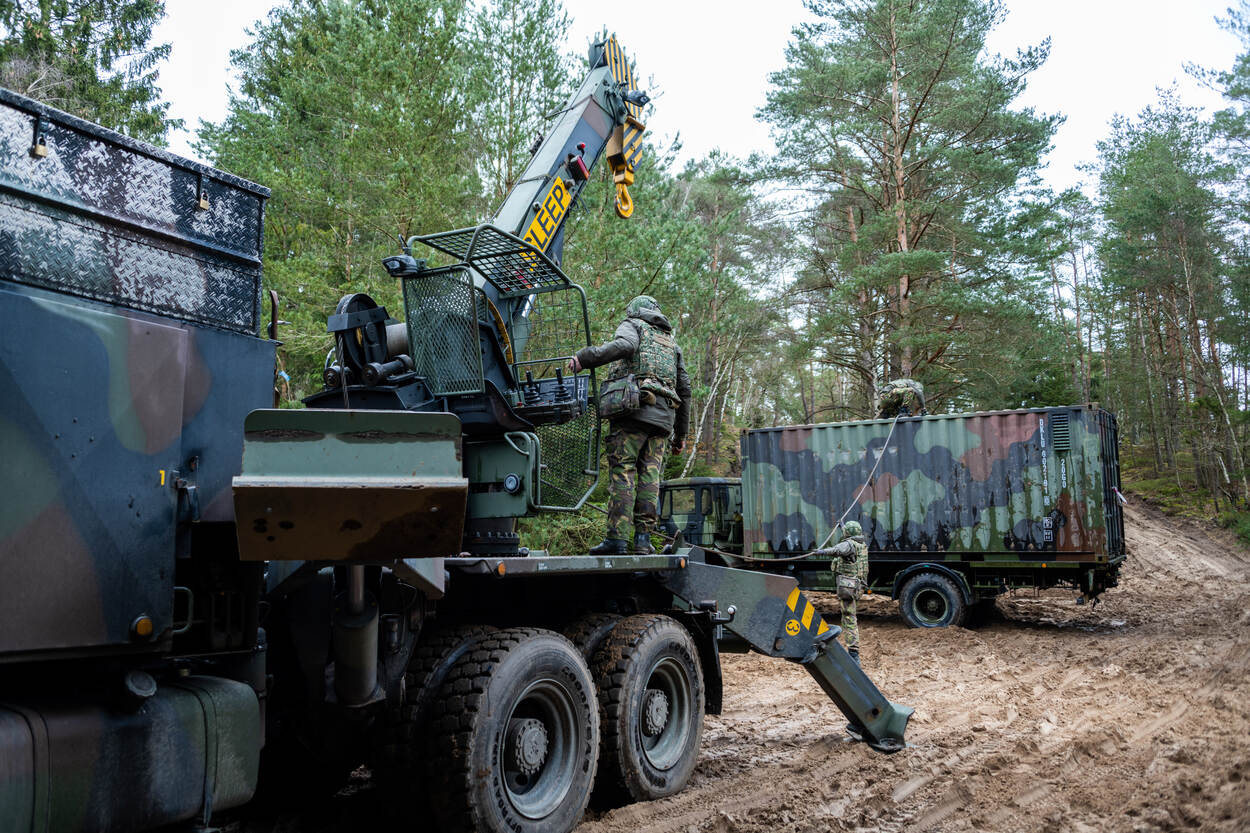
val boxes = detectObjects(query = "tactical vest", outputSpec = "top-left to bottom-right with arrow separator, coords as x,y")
834,537 -> 869,582
608,317 -> 680,406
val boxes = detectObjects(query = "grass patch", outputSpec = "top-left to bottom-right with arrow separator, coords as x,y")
1119,446 -> 1221,521
1218,509 -> 1250,547
1121,445 -> 1249,536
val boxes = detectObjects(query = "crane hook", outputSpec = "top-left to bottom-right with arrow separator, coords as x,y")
615,183 -> 634,219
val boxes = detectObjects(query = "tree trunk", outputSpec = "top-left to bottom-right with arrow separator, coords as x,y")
887,2 -> 912,376
1050,261 -> 1079,396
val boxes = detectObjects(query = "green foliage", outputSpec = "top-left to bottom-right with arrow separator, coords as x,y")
1218,509 -> 1250,546
518,509 -> 604,555
1119,447 -> 1209,520
1091,90 -> 1248,510
468,0 -> 573,204
0,0 -> 179,142
198,0 -> 495,398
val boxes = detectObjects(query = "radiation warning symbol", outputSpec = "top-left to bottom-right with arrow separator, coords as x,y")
784,619 -> 801,636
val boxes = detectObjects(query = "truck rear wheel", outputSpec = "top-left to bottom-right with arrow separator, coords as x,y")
562,612 -> 621,659
591,614 -> 704,805
372,624 -> 496,779
428,628 -> 599,833
899,572 -> 966,628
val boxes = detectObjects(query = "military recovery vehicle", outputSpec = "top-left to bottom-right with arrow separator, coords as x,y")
661,407 -> 1127,628
0,37 -> 911,833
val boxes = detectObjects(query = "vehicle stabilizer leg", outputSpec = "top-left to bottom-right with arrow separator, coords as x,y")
801,629 -> 911,752
659,560 -> 911,752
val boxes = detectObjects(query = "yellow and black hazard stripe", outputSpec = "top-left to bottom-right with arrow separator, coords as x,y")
784,586 -> 831,637
602,35 -> 644,121
621,116 -> 645,170
601,35 -> 646,219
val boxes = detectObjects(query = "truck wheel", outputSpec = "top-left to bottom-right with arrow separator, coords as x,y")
372,624 -> 496,777
899,572 -> 966,628
429,628 -> 599,833
591,614 -> 704,805
562,612 -> 621,659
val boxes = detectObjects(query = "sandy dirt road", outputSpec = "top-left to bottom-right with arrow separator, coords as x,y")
576,497 -> 1250,833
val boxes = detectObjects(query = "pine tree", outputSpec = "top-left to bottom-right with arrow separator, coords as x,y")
760,0 -> 1056,410
0,0 -> 179,143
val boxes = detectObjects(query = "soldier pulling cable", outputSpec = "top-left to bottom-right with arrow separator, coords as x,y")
809,520 -> 869,664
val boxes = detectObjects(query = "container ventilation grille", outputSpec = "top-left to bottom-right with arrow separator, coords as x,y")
1051,411 -> 1072,452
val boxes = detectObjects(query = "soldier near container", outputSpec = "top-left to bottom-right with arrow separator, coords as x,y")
570,295 -> 691,555
813,521 -> 869,663
877,378 -> 926,419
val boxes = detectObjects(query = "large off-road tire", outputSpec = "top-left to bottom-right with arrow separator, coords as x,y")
591,614 -> 704,806
371,624 -> 495,784
562,612 -> 622,659
428,628 -> 599,833
899,572 -> 966,628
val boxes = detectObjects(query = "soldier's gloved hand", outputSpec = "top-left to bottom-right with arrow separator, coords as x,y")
672,438 -> 684,454
568,355 -> 582,373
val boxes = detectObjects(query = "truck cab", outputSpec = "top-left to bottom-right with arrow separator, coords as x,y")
659,477 -> 744,552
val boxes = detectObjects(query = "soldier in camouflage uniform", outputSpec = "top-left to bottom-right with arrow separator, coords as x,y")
877,378 -> 926,419
570,295 -> 691,555
820,521 -> 869,664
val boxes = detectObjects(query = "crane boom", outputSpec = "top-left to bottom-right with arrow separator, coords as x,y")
494,35 -> 647,261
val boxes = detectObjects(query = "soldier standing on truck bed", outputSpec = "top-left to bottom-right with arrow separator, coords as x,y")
822,521 -> 870,664
570,295 -> 691,555
878,378 -> 926,418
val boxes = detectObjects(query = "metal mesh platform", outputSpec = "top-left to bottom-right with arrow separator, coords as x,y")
413,224 -> 570,299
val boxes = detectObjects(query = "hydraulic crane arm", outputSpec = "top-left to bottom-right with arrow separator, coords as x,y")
408,35 -> 649,361
494,35 -> 648,261
299,36 -> 654,526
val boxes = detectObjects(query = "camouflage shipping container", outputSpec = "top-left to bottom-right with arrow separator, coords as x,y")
738,406 -> 1125,614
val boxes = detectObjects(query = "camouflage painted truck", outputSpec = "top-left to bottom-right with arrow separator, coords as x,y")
0,37 -> 910,833
661,407 -> 1127,628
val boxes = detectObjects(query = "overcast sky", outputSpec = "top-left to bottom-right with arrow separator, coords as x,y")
154,0 -> 1242,194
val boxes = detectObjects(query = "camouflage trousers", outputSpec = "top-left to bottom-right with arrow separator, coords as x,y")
604,423 -> 668,540
839,595 -> 859,652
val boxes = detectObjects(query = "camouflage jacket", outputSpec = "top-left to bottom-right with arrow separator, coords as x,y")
878,378 -> 926,418
829,536 -> 869,582
575,308 -> 691,438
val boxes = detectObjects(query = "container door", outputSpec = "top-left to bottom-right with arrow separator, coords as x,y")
1097,410 -> 1126,557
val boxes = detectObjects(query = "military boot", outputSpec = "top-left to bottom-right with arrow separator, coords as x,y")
590,538 -> 628,555
633,533 -> 655,555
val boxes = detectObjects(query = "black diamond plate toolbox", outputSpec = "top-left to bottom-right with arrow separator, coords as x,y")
0,89 -> 269,334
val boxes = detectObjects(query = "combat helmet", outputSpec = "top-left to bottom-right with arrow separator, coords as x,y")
626,295 -> 661,316
843,520 -> 863,537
